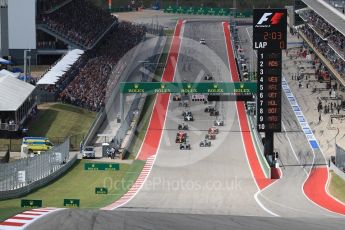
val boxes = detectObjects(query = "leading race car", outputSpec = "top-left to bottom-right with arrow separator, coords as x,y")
208,127 -> 219,134
214,119 -> 224,126
199,139 -> 211,147
173,94 -> 181,101
204,74 -> 213,80
205,133 -> 216,140
178,123 -> 189,130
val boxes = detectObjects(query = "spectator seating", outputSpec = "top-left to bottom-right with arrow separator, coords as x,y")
38,0 -> 117,48
59,22 -> 146,111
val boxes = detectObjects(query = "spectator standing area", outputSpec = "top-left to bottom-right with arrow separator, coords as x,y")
0,75 -> 36,134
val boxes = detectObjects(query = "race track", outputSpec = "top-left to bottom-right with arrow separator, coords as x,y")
22,20 -> 345,230
119,21 -> 267,216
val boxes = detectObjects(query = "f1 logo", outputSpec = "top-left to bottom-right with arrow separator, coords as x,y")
257,12 -> 284,25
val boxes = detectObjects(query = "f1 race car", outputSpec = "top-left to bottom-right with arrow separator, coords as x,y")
184,114 -> 194,121
176,131 -> 187,143
204,74 -> 213,80
180,143 -> 191,150
173,94 -> 181,101
208,127 -> 219,134
210,110 -> 220,116
204,106 -> 216,113
214,119 -> 224,126
178,123 -> 189,130
205,133 -> 216,140
182,110 -> 192,116
200,38 -> 206,45
199,139 -> 211,147
179,100 -> 189,107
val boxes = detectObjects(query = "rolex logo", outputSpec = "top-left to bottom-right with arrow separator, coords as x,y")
240,84 -> 244,89
213,84 -> 218,89
187,84 -> 192,89
161,84 -> 165,89
134,84 -> 139,89
30,201 -> 33,206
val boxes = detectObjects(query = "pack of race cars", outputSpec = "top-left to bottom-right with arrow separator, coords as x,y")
173,92 -> 224,150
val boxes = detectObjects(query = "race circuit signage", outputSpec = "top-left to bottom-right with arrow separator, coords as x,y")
253,9 -> 287,51
120,82 -> 257,94
257,51 -> 282,132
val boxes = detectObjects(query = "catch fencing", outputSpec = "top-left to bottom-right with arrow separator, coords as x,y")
0,138 -> 71,197
112,36 -> 166,157
336,144 -> 345,170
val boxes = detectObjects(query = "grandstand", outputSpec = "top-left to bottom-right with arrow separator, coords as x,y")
0,0 -> 118,65
0,0 -> 147,111
295,0 -> 345,87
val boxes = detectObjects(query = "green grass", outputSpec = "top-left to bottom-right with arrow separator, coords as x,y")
329,172 -> 345,204
0,159 -> 145,221
27,103 -> 95,139
0,103 -> 96,152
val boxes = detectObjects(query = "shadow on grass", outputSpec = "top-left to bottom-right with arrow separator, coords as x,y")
27,109 -> 58,137
52,103 -> 92,114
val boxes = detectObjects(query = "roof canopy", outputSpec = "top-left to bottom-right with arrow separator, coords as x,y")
36,49 -> 84,85
0,69 -> 20,78
0,75 -> 35,111
0,57 -> 12,65
302,0 -> 345,37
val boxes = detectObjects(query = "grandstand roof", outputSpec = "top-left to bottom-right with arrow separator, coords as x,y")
36,49 -> 84,85
0,75 -> 35,111
302,0 -> 345,37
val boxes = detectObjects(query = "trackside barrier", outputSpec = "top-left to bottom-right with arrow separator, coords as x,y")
83,32 -> 146,147
119,36 -> 167,159
247,112 -> 271,178
0,139 -> 76,200
336,144 -> 345,170
330,161 -> 345,181
231,26 -> 271,179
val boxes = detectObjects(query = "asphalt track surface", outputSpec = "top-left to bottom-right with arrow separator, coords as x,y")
119,20 -> 267,216
24,21 -> 345,229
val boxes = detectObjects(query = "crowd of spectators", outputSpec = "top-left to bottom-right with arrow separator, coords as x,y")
37,0 -> 71,12
301,25 -> 345,79
298,10 -> 345,79
38,0 -> 116,48
58,22 -> 146,111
